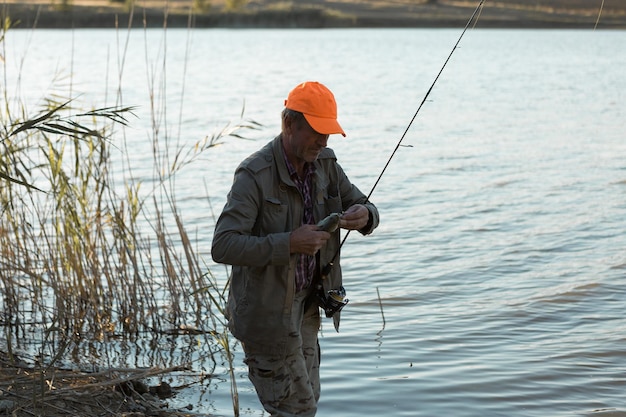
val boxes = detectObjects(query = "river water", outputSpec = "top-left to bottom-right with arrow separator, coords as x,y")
4,27 -> 626,416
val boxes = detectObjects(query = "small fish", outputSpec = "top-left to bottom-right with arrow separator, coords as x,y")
316,213 -> 341,233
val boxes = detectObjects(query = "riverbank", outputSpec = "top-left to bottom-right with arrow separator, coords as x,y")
0,351 -> 202,417
2,0 -> 625,29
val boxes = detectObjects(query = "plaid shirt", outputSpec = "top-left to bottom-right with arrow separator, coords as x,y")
283,152 -> 316,292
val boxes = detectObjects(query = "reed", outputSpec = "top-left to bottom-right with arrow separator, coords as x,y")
0,6 -> 255,411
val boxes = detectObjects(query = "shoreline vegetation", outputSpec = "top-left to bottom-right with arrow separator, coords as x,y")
2,0 -> 626,30
1,3 -> 253,412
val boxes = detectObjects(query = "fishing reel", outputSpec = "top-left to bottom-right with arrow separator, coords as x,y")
317,285 -> 349,318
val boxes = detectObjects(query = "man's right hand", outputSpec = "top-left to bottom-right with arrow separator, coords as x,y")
289,224 -> 331,256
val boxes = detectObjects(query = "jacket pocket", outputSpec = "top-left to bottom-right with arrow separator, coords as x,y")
245,355 -> 292,405
322,184 -> 343,215
260,197 -> 287,235
325,195 -> 342,215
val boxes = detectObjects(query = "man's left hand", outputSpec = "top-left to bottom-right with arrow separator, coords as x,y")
339,204 -> 370,231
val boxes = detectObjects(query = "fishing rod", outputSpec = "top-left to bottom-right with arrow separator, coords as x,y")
365,0 -> 486,204
317,0 -> 486,320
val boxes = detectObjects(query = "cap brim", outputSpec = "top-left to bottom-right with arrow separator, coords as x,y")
303,114 -> 346,137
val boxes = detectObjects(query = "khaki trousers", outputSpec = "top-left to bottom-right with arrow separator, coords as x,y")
243,287 -> 321,417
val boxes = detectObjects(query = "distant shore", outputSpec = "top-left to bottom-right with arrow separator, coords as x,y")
2,1 -> 625,29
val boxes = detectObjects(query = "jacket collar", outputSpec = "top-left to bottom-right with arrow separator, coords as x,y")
272,135 -> 329,194
272,135 -> 295,188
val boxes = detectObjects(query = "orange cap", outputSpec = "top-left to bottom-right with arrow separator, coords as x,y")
284,81 -> 346,137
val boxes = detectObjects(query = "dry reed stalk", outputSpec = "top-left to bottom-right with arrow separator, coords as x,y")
1,8 -> 261,414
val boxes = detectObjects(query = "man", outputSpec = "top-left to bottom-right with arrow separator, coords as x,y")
211,81 -> 379,416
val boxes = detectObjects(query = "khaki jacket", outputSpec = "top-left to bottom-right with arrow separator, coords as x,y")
212,136 -> 379,356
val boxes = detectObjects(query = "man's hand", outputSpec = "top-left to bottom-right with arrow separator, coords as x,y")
290,224 -> 331,256
340,204 -> 370,231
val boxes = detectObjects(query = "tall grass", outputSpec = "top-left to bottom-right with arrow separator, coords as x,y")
0,8 -> 253,413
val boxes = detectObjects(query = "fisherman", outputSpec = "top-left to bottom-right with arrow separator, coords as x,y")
211,81 -> 379,416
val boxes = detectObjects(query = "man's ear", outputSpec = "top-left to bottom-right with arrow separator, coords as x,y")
283,116 -> 295,135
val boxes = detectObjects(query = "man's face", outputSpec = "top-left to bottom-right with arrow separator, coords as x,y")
285,117 -> 329,166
